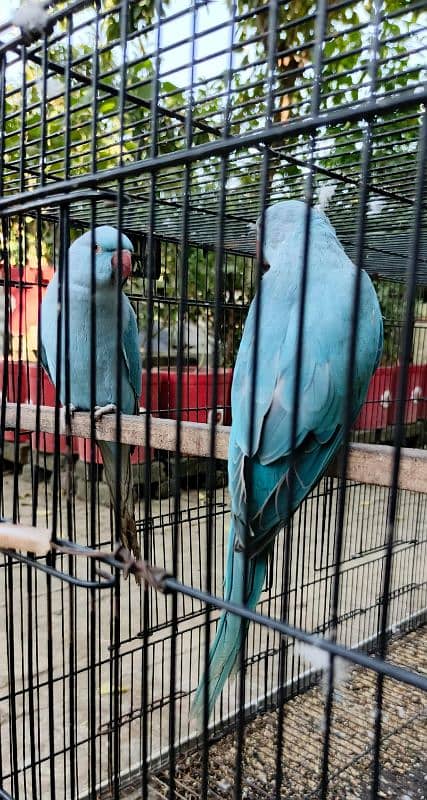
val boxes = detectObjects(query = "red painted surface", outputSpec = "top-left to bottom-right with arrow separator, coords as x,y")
401,364 -> 426,424
0,264 -> 55,445
354,364 -> 427,430
420,364 -> 427,420
353,366 -> 397,431
0,359 -> 30,442
164,367 -> 233,425
27,364 -> 71,455
0,263 -> 54,341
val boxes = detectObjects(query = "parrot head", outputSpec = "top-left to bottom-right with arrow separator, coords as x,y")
256,200 -> 336,271
69,226 -> 134,287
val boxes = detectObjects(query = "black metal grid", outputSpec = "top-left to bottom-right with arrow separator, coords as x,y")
0,1 -> 426,799
0,0 -> 426,277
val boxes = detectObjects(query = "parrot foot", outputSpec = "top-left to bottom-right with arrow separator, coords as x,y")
93,403 -> 117,420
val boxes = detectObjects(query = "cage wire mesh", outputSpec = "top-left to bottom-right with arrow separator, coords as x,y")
0,0 -> 426,798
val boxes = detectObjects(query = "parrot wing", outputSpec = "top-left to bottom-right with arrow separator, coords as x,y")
122,299 -> 142,414
40,341 -> 54,384
229,266 -> 382,557
39,277 -> 58,387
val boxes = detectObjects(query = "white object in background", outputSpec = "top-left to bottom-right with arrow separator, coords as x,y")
317,181 -> 338,210
380,389 -> 392,409
12,0 -> 48,35
410,385 -> 423,404
368,197 -> 386,215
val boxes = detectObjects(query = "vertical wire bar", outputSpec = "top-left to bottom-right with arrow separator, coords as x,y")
88,5 -> 101,796
371,108 -> 427,798
47,30 -> 75,780
32,19 -> 48,517
111,1 -> 130,793
201,7 -> 236,798
33,27 -> 48,526
13,228 -> 24,524
5,42 -> 30,800
319,3 -> 381,795
141,1 -> 162,795
272,2 -> 328,797
25,209 -> 43,800
13,44 -> 29,527
0,219 -> 12,800
232,2 -> 279,792
199,1 -> 280,794
60,15 -> 76,797
0,50 -> 8,514
46,207 -> 72,800
87,220 -> 98,794
0,51 -> 11,800
168,2 -> 194,796
5,549 -> 18,799
28,204 -> 47,800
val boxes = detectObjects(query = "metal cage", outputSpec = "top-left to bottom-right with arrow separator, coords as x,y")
0,1 -> 426,798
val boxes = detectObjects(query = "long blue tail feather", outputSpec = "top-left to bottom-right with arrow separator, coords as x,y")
191,521 -> 268,722
98,440 -> 141,580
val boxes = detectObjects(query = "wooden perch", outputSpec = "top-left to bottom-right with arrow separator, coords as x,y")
0,520 -> 51,555
325,444 -> 427,495
2,400 -> 427,494
2,400 -> 230,459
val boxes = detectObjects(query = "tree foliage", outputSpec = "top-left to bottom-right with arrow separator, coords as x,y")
2,0 -> 424,363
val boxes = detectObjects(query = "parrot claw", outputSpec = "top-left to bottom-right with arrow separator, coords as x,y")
93,403 -> 117,420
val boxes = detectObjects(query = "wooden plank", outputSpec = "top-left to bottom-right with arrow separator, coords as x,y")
328,442 -> 427,496
2,400 -> 426,493
0,521 -> 51,555
2,400 -> 230,460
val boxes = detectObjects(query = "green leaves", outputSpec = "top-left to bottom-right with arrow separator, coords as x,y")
105,16 -> 120,44
99,96 -> 118,114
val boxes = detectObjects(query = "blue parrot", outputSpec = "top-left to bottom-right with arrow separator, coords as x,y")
40,226 -> 142,568
192,200 -> 383,720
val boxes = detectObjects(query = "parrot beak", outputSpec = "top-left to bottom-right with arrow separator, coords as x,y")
111,249 -> 132,280
256,239 -> 270,272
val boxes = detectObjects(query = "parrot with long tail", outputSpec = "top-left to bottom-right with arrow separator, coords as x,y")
192,200 -> 383,720
40,226 -> 142,569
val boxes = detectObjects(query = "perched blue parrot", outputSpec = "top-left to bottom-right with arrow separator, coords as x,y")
40,226 -> 142,568
192,200 -> 383,720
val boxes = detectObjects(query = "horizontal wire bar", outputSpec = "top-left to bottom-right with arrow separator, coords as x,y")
1,102 -> 421,222
3,135 -> 419,216
163,575 -> 427,693
0,189 -> 127,216
0,87 -> 424,213
3,537 -> 425,689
